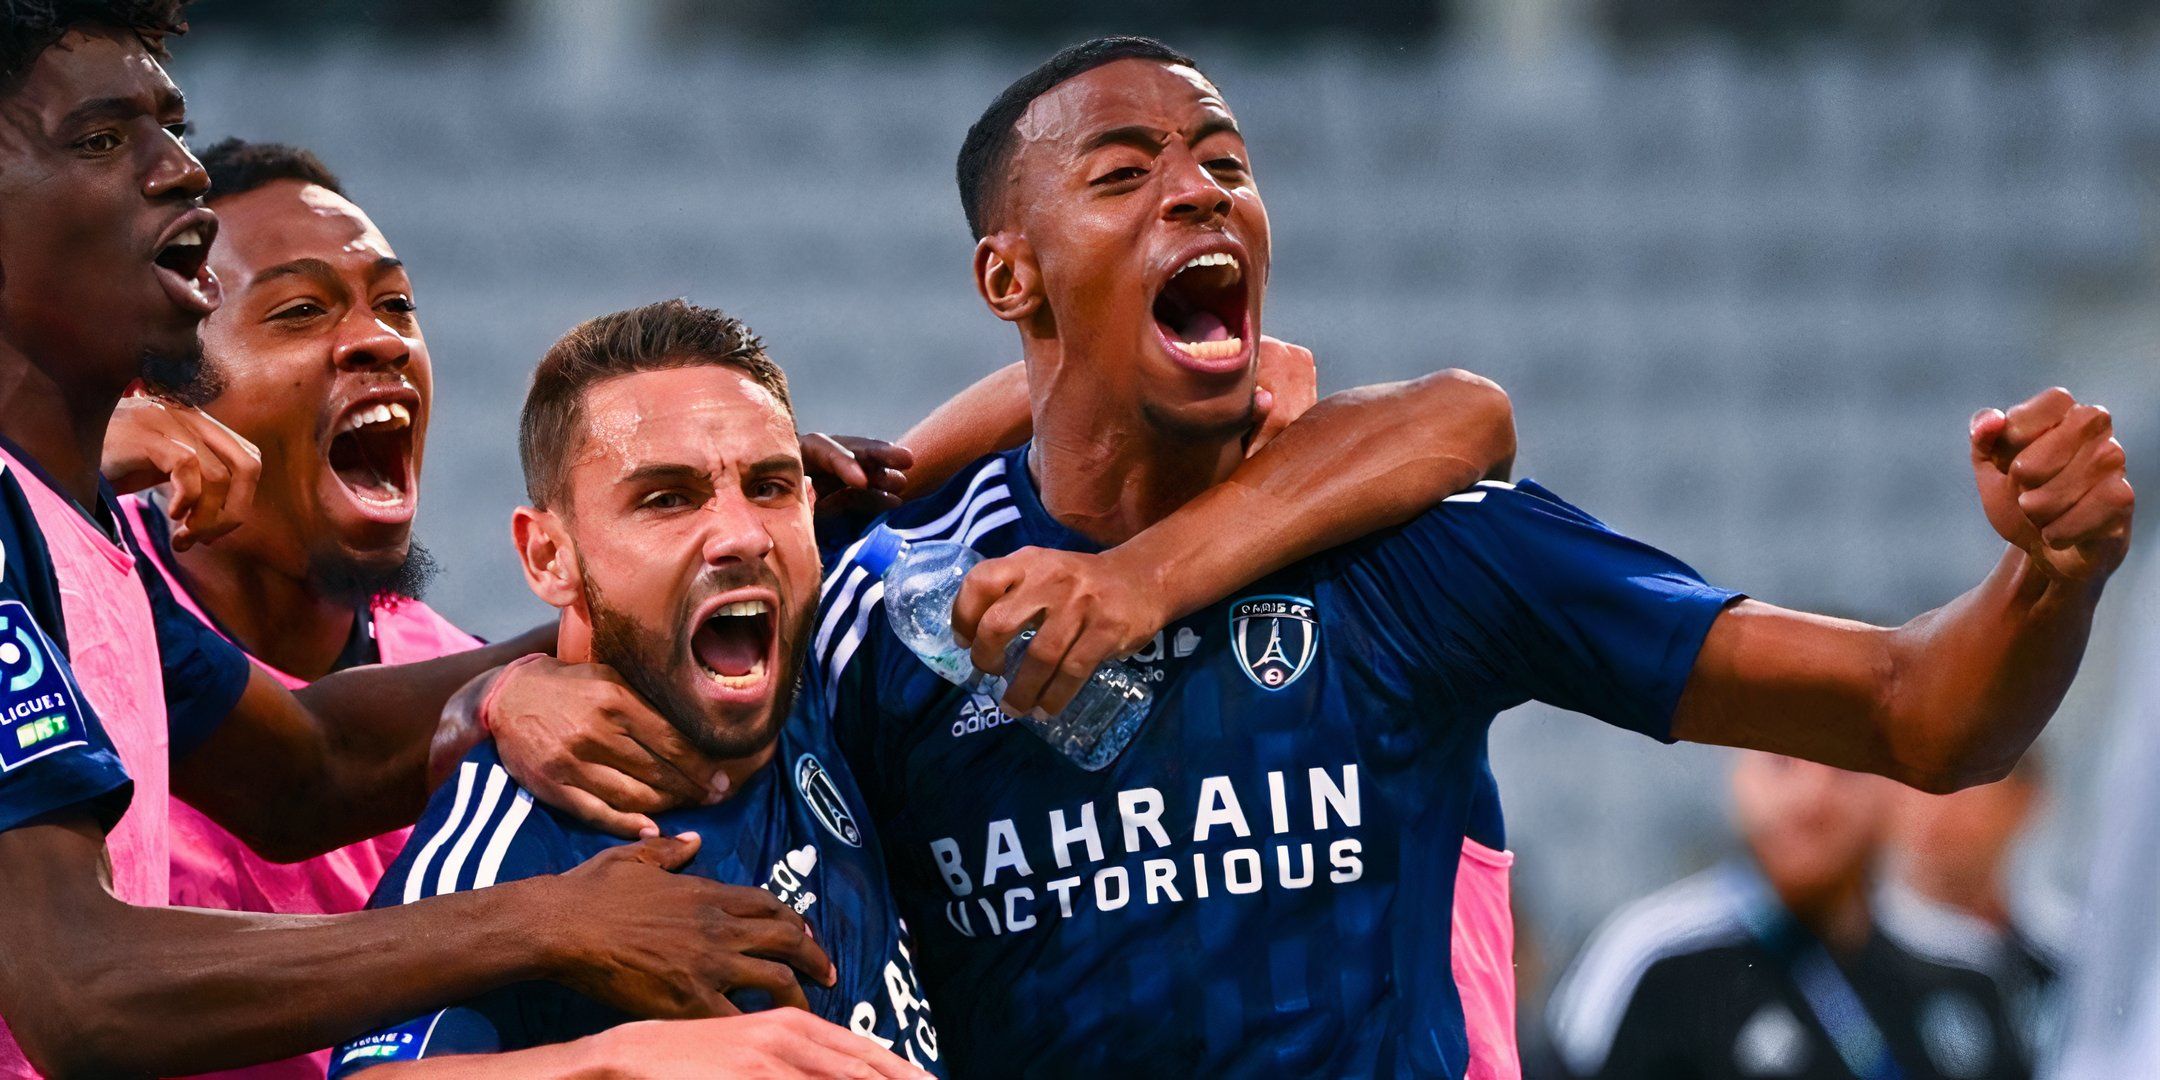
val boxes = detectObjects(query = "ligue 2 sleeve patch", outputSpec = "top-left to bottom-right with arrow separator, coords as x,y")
0,600 -> 90,773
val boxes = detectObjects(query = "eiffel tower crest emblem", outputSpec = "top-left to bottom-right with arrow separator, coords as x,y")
1230,595 -> 1318,691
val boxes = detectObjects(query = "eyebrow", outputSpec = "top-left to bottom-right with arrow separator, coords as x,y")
743,454 -> 805,479
1080,114 -> 1244,156
1081,125 -> 1168,155
1191,115 -> 1242,145
248,257 -> 338,288
58,96 -> 149,130
620,462 -> 706,488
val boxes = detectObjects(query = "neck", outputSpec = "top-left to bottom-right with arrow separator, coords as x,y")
1773,868 -> 1875,954
717,741 -> 779,796
0,344 -> 123,508
172,537 -> 360,681
1025,343 -> 1247,546
1899,860 -> 2013,931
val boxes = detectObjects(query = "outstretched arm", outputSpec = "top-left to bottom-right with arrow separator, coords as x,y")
174,626 -> 721,861
957,366 -> 1515,715
1672,388 -> 2132,792
348,1012 -> 932,1080
0,822 -> 823,1077
897,337 -> 1322,500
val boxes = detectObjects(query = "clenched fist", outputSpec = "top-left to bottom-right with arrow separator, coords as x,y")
1971,387 -> 2134,584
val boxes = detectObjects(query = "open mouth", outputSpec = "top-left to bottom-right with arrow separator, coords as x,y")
327,399 -> 415,510
692,599 -> 777,691
151,212 -> 220,315
1152,250 -> 1250,366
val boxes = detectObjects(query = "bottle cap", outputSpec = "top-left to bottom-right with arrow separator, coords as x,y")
857,526 -> 904,576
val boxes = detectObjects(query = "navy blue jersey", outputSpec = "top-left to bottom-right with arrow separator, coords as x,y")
0,453 -> 250,837
329,723 -> 943,1075
811,446 -> 1738,1078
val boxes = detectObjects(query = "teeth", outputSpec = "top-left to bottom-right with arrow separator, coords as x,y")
1178,252 -> 1239,274
715,599 -> 771,618
172,226 -> 204,247
1173,336 -> 1245,360
704,656 -> 768,689
337,402 -> 415,435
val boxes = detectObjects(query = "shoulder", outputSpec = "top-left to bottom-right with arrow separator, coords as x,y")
378,743 -> 568,906
371,595 -> 486,659
1547,866 -> 1759,1074
1875,881 -> 2014,976
813,449 -> 1025,682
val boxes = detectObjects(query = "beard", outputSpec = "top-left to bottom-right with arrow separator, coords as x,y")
308,538 -> 439,606
582,562 -> 810,762
137,340 -> 223,407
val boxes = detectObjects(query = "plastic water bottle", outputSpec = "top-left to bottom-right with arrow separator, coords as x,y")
856,526 -> 1151,771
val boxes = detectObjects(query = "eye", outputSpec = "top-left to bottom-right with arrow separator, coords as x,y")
1090,166 -> 1147,187
1206,156 -> 1246,175
751,478 -> 795,501
641,491 -> 694,511
268,301 -> 327,322
377,295 -> 417,315
164,122 -> 191,143
76,130 -> 122,154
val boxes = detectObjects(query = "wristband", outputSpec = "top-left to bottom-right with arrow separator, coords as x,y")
478,653 -> 549,734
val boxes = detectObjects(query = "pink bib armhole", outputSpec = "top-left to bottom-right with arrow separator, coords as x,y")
0,455 -> 169,1079
1453,837 -> 1522,1080
112,517 -> 486,1080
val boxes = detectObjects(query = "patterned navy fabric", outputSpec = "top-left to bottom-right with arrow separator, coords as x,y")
330,722 -> 943,1075
811,445 -> 1737,1078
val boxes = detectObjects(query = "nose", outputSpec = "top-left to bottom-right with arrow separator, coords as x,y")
142,128 -> 209,203
698,493 -> 776,569
1159,151 -> 1232,227
331,306 -> 413,373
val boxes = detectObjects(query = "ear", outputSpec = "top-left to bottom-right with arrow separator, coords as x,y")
511,504 -> 582,610
973,233 -> 1042,324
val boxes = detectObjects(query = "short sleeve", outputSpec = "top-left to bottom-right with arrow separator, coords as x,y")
0,486 -> 132,835
329,1008 -> 506,1075
1337,480 -> 1739,741
136,553 -> 251,761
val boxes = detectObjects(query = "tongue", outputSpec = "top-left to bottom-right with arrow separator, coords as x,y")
1178,309 -> 1231,343
695,618 -> 763,678
330,433 -> 402,499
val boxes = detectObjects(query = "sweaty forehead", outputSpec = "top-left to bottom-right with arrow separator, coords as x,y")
215,180 -> 395,282
1014,59 -> 1230,155
0,27 -> 176,147
568,366 -> 797,489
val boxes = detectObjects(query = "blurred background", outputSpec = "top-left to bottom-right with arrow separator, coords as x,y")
169,1 -> 2157,1074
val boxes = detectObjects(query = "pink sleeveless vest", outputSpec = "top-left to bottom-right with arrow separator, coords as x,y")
120,496 -> 481,1080
1453,837 -> 1522,1079
0,452 -> 170,1078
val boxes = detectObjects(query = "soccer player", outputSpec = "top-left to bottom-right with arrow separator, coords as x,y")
99,137 -> 481,1079
326,290 -> 1503,1074
0,9 -> 839,1074
328,301 -> 942,1078
1545,753 -> 2027,1080
806,37 -> 2134,1077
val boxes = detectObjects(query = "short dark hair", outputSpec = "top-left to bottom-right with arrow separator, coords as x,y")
956,35 -> 1198,240
1,0 -> 190,95
519,299 -> 791,508
199,137 -> 343,202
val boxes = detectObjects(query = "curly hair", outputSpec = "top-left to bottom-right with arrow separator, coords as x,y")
2,0 -> 190,93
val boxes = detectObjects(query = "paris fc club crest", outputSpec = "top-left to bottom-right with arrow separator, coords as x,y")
1230,595 -> 1318,691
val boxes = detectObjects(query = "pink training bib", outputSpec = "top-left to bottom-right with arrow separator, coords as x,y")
0,452 -> 171,1078
122,495 -> 482,1080
1452,837 -> 1523,1080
